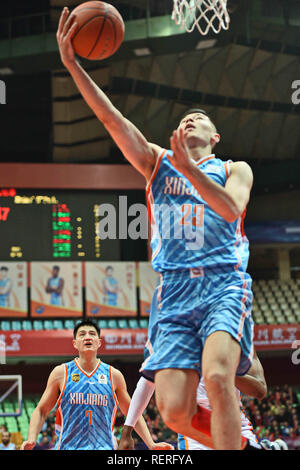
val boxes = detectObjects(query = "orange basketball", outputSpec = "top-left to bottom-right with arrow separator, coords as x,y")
71,1 -> 125,60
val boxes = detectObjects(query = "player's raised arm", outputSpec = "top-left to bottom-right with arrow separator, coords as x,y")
20,365 -> 64,450
222,161 -> 253,220
56,7 -> 159,180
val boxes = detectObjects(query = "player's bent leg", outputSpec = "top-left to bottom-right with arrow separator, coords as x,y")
202,330 -> 242,450
154,368 -> 214,449
155,368 -> 198,427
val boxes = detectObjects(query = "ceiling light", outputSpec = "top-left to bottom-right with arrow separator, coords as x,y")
195,39 -> 217,50
133,47 -> 152,57
0,67 -> 14,75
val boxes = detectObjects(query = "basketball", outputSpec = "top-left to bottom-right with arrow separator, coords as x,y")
71,1 -> 125,60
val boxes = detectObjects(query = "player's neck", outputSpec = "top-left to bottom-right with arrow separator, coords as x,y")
190,147 -> 214,163
77,355 -> 100,374
187,142 -> 214,162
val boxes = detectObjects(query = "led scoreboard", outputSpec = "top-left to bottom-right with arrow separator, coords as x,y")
0,188 -> 147,261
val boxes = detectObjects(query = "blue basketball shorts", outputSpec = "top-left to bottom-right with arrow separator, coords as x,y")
140,267 -> 254,381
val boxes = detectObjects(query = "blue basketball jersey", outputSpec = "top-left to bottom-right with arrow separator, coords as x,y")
0,278 -> 11,307
146,150 -> 249,273
55,359 -> 118,450
49,277 -> 62,306
103,276 -> 118,306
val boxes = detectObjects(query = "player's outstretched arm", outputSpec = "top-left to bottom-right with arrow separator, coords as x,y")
235,350 -> 267,400
20,365 -> 64,450
112,369 -> 174,450
56,8 -> 159,180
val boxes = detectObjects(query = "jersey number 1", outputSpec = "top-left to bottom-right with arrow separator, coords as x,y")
85,410 -> 93,426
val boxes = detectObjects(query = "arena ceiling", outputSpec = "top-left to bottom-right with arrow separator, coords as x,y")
1,0 -> 300,193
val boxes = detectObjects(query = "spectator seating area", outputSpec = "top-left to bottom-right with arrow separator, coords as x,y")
251,279 -> 300,325
243,384 -> 300,449
0,396 -> 38,438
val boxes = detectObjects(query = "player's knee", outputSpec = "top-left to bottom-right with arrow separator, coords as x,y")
156,397 -> 189,430
160,410 -> 188,432
203,369 -> 232,398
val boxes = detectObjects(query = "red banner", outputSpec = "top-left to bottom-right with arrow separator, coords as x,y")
253,323 -> 300,350
0,324 -> 300,357
0,329 -> 147,357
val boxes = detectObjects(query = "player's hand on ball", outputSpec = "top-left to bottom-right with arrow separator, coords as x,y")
56,7 -> 78,67
150,442 -> 175,450
20,440 -> 36,450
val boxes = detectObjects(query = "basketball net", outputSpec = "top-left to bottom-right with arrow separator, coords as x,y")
172,0 -> 230,35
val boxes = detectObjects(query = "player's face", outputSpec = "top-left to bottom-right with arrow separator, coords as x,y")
73,326 -> 101,353
52,268 -> 59,277
178,112 -> 218,146
0,270 -> 7,279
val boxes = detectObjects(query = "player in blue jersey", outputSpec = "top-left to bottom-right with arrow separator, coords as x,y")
45,266 -> 64,306
21,320 -> 173,450
0,266 -> 12,308
57,9 -> 255,450
102,266 -> 119,306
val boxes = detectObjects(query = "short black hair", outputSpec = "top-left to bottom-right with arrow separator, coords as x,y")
73,320 -> 101,339
0,266 -> 8,271
181,108 -> 209,120
53,265 -> 60,270
180,108 -> 217,132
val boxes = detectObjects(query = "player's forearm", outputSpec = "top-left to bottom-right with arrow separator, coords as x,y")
27,407 -> 48,442
235,374 -> 267,400
182,162 -> 242,222
125,377 -> 155,427
121,424 -> 134,437
65,59 -> 120,125
64,59 -> 154,177
133,415 -> 155,449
